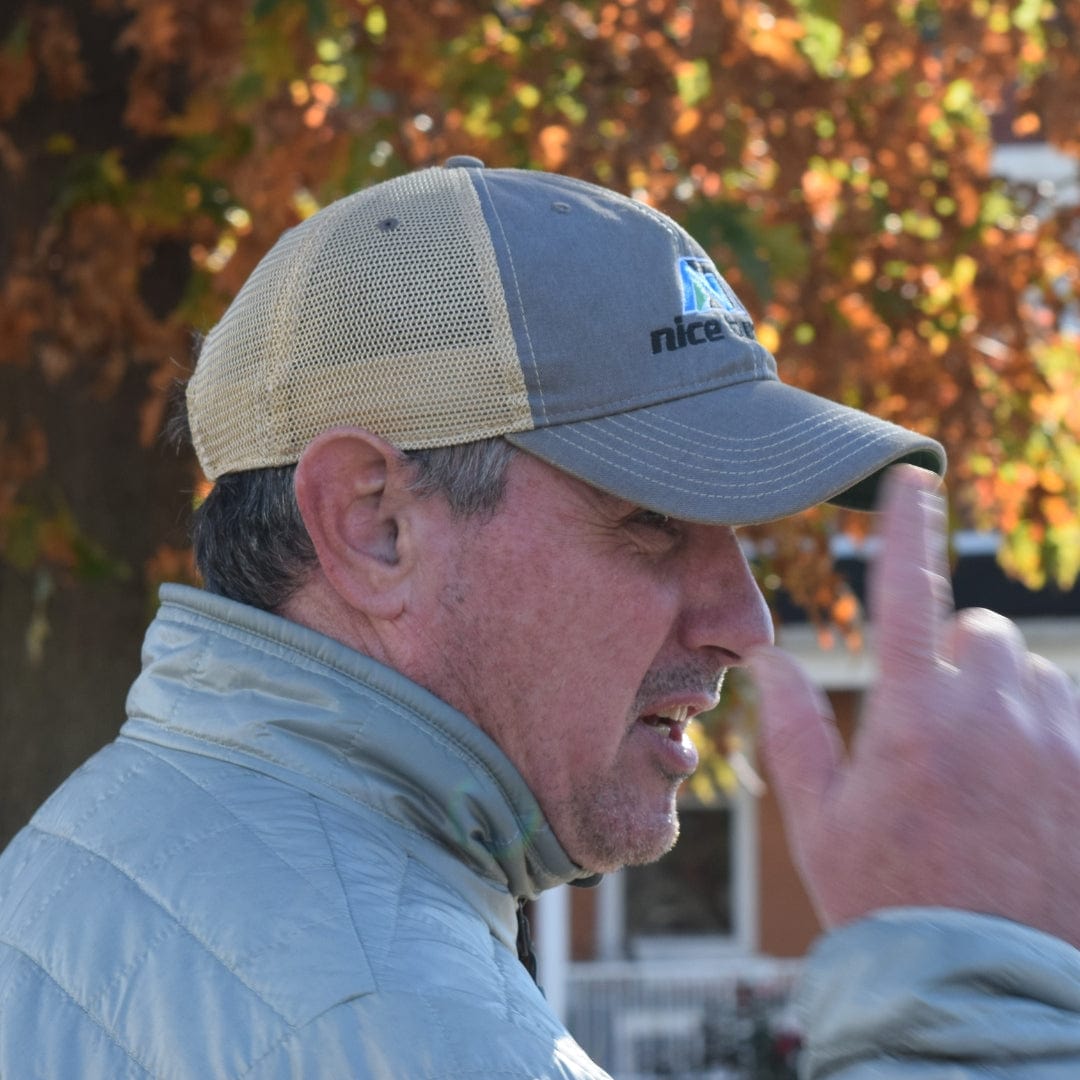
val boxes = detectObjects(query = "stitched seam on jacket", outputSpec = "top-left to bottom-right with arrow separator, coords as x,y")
235,1026 -> 300,1079
24,825 -> 290,1024
234,999 -> 370,1080
83,918 -> 183,1026
117,746 -> 360,970
495,943 -> 537,1033
150,606 -> 546,870
312,797 -> 370,956
122,738 -> 509,967
2,844 -> 91,944
494,931 -> 512,1025
123,735 -> 498,913
421,989 -> 461,1080
35,760 -> 145,836
123,742 -> 342,904
127,713 -> 515,892
233,994 -> 468,1080
0,939 -> 157,1077
368,844 -> 410,982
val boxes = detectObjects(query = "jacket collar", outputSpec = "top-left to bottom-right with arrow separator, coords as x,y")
124,584 -> 593,902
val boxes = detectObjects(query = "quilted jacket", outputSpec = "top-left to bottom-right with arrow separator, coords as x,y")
3,584 -> 1080,1078
0,585 -> 605,1078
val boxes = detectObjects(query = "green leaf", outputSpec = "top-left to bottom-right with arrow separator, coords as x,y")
675,59 -> 711,107
942,77 -> 975,114
3,16 -> 31,54
55,150 -> 129,214
3,505 -> 42,573
363,5 -> 387,40
797,13 -> 844,77
252,0 -> 285,20
1012,0 -> 1045,32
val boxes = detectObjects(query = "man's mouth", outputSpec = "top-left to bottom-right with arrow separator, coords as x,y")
640,704 -> 691,741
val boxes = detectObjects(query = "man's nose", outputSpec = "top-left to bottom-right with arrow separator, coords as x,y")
678,527 -> 775,660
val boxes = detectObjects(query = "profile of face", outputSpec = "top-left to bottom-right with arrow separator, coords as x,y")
416,452 -> 774,875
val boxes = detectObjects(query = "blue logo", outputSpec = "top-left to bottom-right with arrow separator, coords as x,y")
678,257 -> 749,320
649,257 -> 756,354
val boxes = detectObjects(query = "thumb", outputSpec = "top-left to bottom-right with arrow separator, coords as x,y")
745,645 -> 843,827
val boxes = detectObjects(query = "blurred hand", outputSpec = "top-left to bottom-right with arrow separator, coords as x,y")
748,464 -> 1080,948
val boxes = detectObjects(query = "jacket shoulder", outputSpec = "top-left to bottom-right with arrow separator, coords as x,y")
0,736 -> 593,1078
0,739 -> 382,1077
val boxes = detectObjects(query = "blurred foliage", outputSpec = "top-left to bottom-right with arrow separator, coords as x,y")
687,666 -> 764,804
1,1 -> 1079,774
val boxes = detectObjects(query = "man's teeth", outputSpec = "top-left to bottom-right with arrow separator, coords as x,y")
652,705 -> 690,725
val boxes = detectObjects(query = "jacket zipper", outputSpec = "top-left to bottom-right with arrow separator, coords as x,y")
516,898 -> 539,985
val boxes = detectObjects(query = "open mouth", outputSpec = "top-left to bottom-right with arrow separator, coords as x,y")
640,704 -> 691,741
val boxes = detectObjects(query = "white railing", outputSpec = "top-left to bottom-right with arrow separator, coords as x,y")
566,958 -> 802,1080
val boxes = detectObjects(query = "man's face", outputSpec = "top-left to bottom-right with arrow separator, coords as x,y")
415,452 -> 774,874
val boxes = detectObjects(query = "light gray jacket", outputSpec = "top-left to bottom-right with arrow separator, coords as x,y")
796,908 -> 1080,1077
0,585 -> 605,1078
2,585 -> 1080,1078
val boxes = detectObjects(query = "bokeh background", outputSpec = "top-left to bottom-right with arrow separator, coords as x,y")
2,0 -> 1079,852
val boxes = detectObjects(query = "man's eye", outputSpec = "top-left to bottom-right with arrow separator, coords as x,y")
630,510 -> 680,536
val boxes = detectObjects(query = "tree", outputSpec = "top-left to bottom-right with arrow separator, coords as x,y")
1,0 -> 1078,837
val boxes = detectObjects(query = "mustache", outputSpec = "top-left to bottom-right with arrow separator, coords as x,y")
631,663 -> 727,716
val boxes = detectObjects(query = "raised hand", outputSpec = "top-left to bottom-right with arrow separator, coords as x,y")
748,465 -> 1080,948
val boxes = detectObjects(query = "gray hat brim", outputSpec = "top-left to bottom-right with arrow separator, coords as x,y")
505,378 -> 946,526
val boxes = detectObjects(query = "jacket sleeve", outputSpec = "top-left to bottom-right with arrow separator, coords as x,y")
797,907 -> 1080,1078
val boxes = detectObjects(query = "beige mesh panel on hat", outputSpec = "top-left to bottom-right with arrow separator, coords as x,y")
188,168 -> 533,479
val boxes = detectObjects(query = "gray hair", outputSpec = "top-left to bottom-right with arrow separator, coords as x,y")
167,385 -> 516,612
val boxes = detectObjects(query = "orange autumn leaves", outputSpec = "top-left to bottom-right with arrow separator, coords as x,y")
0,0 -> 1078,608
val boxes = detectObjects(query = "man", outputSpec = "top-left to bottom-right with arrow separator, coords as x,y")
1,157 -> 1078,1077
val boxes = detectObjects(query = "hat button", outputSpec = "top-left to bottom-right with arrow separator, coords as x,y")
444,155 -> 486,169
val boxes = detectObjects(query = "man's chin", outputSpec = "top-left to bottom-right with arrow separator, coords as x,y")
573,813 -> 681,875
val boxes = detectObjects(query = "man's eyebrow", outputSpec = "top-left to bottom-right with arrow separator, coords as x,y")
563,471 -> 683,524
580,485 -> 640,518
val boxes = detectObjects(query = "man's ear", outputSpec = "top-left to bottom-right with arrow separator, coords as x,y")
293,427 -> 418,621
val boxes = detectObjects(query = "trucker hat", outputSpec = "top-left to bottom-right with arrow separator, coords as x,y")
187,156 -> 945,524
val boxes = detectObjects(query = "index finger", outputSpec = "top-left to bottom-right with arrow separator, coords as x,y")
869,464 -> 953,678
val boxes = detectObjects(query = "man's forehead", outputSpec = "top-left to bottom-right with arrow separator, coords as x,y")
515,452 -> 640,517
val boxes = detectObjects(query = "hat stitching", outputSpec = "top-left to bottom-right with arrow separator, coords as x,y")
536,169 -> 683,242
613,187 -> 682,241
577,412 -> 891,479
541,421 -> 900,496
631,399 -> 892,445
607,407 -> 890,457
474,168 -> 548,423
544,424 -> 898,499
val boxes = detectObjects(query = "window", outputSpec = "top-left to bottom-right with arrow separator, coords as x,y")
625,806 -> 734,937
595,784 -> 757,960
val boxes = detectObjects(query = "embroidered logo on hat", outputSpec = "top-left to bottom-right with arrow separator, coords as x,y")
649,315 -> 727,355
678,257 -> 754,338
